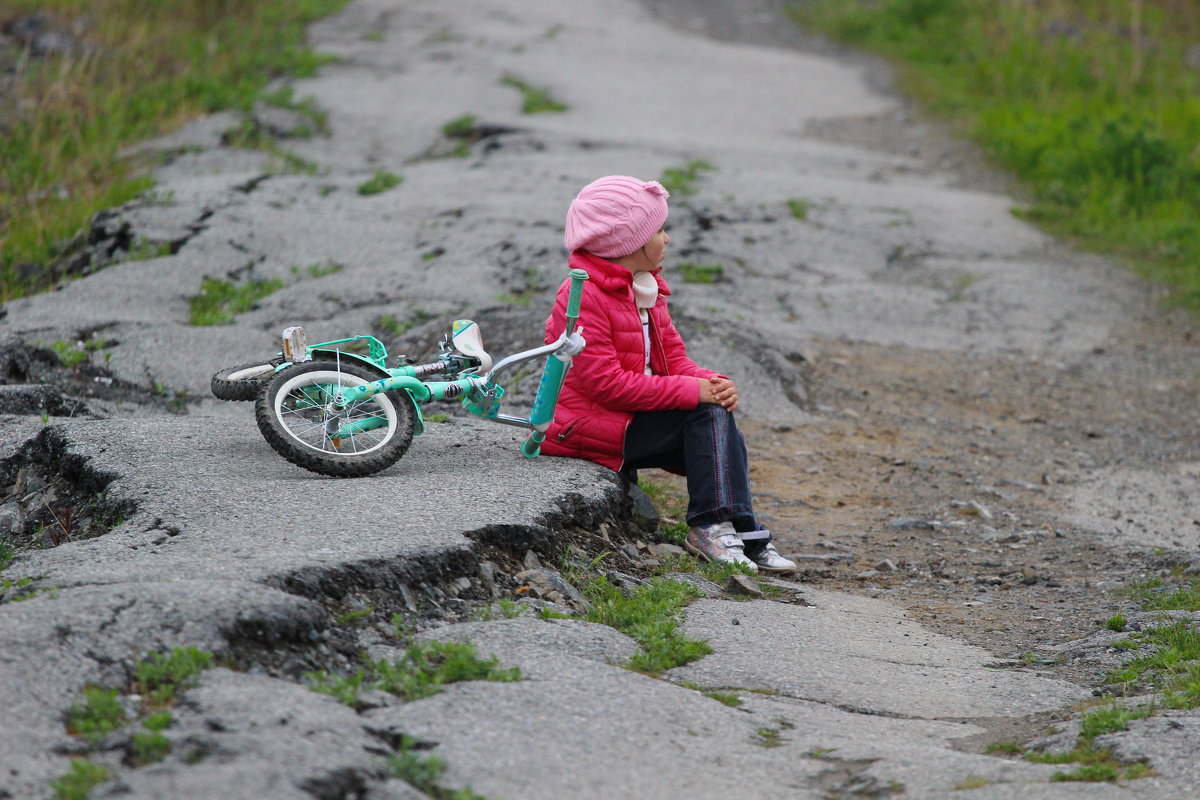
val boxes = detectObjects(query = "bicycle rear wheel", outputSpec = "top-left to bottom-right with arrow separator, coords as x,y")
255,360 -> 415,477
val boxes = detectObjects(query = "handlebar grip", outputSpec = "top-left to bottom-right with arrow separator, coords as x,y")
565,269 -> 588,320
521,432 -> 544,459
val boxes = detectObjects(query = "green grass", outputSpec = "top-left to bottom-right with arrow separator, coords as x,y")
308,640 -> 520,708
49,759 -> 110,800
1123,574 -> 1200,611
66,688 -> 127,744
261,86 -> 329,136
188,276 -> 285,326
388,737 -> 489,800
703,690 -> 742,707
291,261 -> 343,278
791,0 -> 1200,311
134,647 -> 215,707
0,0 -> 351,301
659,160 -> 715,196
357,170 -> 403,195
377,309 -> 434,338
442,113 -> 479,139
677,263 -> 724,284
499,75 -> 567,114
1106,614 -> 1128,632
580,575 -> 711,674
637,476 -> 690,544
0,541 -> 14,571
787,198 -> 810,220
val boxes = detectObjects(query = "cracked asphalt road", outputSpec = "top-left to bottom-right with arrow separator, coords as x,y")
1,1 -> 1198,798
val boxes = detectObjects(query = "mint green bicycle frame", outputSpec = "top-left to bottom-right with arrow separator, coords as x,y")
319,268 -> 587,458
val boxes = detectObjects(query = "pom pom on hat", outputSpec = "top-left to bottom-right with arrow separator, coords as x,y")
564,176 -> 670,258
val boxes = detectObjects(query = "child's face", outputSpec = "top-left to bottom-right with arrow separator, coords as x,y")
640,227 -> 669,269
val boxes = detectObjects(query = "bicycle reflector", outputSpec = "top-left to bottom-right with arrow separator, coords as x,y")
282,326 -> 310,363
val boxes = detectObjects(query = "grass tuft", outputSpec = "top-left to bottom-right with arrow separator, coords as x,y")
357,170 -> 403,195
49,759 -> 109,800
677,263 -> 725,284
579,575 -> 711,674
659,160 -> 715,196
308,640 -> 520,708
134,647 -> 214,707
388,736 -> 488,800
189,276 -> 284,326
66,688 -> 127,744
499,75 -> 567,114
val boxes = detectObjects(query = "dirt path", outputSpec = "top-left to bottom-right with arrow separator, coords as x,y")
645,0 -> 1200,714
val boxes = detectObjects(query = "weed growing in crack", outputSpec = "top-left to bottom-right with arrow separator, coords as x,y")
636,476 -> 689,544
50,338 -> 109,369
787,198 -> 810,220
308,640 -> 520,709
66,688 -> 127,744
1106,614 -> 1128,632
0,541 -> 14,571
357,170 -> 403,195
377,309 -> 434,339
291,261 -> 343,279
704,690 -> 742,707
189,277 -> 284,326
49,759 -> 110,800
659,160 -> 714,196
655,551 -> 754,586
261,87 -> 329,136
134,647 -> 214,708
1107,617 -> 1200,705
1022,704 -> 1155,782
1080,704 -> 1152,739
388,736 -> 489,800
1123,573 -> 1200,611
440,113 -> 479,157
335,607 -> 375,625
677,262 -> 724,284
499,75 -> 567,114
579,575 -> 711,675
954,776 -> 990,790
1,575 -> 59,603
131,711 -> 173,766
755,727 -> 783,747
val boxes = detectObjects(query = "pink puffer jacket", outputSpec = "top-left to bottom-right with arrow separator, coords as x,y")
539,251 -> 720,470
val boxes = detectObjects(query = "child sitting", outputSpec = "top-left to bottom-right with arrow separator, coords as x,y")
540,175 -> 796,574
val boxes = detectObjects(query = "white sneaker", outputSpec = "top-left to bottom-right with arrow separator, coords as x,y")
684,522 -> 757,573
748,542 -> 797,575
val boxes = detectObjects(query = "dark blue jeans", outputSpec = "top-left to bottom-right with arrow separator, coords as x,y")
623,405 -> 770,549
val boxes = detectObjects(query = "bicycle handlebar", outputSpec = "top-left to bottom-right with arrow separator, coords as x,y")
521,268 -> 588,459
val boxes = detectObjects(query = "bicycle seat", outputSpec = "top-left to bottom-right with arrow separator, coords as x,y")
450,319 -> 493,373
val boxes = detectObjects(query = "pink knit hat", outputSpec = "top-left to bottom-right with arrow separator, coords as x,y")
564,176 -> 670,258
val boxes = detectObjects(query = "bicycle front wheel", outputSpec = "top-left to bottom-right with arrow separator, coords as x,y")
211,362 -> 276,401
255,360 -> 415,477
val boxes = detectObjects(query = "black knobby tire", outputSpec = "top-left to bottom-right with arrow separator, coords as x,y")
211,362 -> 277,401
255,360 -> 415,477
